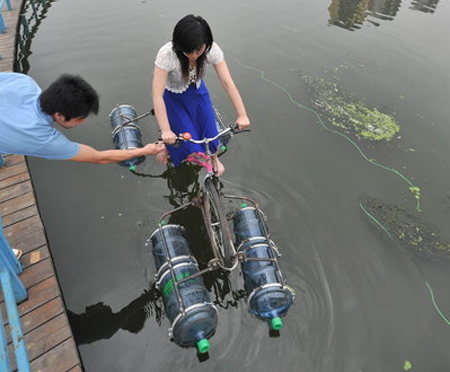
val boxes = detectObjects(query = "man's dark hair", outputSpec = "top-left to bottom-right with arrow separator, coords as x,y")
40,74 -> 99,120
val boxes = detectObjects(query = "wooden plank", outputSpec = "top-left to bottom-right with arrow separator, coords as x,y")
0,162 -> 28,181
0,170 -> 31,189
67,366 -> 84,372
3,214 -> 44,236
6,228 -> 47,253
4,297 -> 65,343
1,205 -> 39,227
9,313 -> 74,371
0,180 -> 33,202
0,192 -> 37,217
19,257 -> 55,289
0,155 -> 25,166
0,258 -> 54,303
21,297 -> 65,336
3,215 -> 47,253
0,276 -> 60,316
30,338 -> 80,372
17,276 -> 60,316
20,245 -> 50,269
24,313 -> 73,361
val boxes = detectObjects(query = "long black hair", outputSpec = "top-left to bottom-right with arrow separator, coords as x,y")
172,15 -> 213,82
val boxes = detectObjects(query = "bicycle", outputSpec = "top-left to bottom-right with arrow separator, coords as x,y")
149,120 -> 294,351
111,105 -> 293,352
156,124 -> 251,273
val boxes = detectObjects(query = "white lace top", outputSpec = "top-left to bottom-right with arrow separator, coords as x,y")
155,41 -> 224,93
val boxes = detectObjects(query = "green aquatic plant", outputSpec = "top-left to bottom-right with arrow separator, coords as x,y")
408,186 -> 421,200
302,75 -> 400,141
360,196 -> 450,258
403,360 -> 412,371
230,59 -> 420,208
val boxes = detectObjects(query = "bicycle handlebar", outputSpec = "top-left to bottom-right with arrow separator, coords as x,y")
177,124 -> 250,144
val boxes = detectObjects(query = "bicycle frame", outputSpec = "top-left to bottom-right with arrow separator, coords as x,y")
154,125 -> 287,284
157,126 -> 237,270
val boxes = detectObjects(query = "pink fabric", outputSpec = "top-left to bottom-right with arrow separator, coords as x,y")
186,152 -> 213,173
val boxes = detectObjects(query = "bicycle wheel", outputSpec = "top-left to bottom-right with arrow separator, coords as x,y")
203,177 -> 235,268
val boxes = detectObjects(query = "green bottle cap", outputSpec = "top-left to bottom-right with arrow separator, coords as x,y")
128,165 -> 136,171
271,317 -> 283,331
196,339 -> 210,354
220,145 -> 227,152
240,203 -> 248,208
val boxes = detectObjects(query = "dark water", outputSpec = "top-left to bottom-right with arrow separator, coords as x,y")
23,0 -> 450,370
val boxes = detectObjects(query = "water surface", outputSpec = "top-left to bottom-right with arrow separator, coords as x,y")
24,0 -> 450,370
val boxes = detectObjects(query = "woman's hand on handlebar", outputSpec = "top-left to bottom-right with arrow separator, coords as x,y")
161,129 -> 177,144
235,115 -> 250,130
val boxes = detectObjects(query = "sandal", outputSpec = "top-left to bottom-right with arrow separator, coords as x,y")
13,248 -> 23,260
186,152 -> 213,173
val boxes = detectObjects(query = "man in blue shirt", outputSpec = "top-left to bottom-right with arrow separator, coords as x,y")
0,72 -> 165,162
0,72 -> 165,259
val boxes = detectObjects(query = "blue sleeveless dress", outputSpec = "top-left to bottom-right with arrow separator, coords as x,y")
163,80 -> 219,167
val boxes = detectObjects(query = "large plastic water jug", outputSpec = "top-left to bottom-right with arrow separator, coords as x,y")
233,207 -> 294,331
109,104 -> 145,168
149,224 -> 218,353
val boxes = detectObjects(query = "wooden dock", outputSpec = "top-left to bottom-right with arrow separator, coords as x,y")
1,0 -> 84,371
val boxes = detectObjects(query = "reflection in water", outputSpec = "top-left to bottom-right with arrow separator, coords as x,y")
328,0 -> 440,30
369,0 -> 402,21
68,284 -> 163,345
328,0 -> 371,30
69,164 -> 246,346
154,163 -> 247,309
68,273 -> 245,346
16,0 -> 56,73
410,0 -> 439,13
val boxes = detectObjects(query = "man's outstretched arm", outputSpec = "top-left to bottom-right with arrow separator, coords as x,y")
68,142 -> 165,164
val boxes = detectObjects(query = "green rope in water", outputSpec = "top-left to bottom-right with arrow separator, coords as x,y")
360,202 -> 450,326
425,282 -> 450,326
359,202 -> 394,239
229,56 -> 421,211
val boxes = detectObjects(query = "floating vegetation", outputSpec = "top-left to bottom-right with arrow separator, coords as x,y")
302,75 -> 400,142
360,196 -> 450,259
403,360 -> 413,371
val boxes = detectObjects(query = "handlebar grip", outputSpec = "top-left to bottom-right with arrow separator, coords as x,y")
158,137 -> 181,147
231,124 -> 251,134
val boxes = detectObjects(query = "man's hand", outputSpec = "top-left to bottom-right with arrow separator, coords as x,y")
142,141 -> 166,155
69,143 -> 166,164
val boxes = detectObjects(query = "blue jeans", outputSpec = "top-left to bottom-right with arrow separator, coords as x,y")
0,155 -> 5,167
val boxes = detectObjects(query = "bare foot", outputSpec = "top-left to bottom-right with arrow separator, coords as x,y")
212,156 -> 225,176
157,149 -> 169,164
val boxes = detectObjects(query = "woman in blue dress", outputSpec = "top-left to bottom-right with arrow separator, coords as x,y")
152,14 -> 250,175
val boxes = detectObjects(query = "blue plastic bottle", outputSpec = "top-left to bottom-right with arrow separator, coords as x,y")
233,206 -> 294,330
109,104 -> 145,169
149,224 -> 218,353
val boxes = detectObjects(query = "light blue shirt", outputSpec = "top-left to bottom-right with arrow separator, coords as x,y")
0,72 -> 80,159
